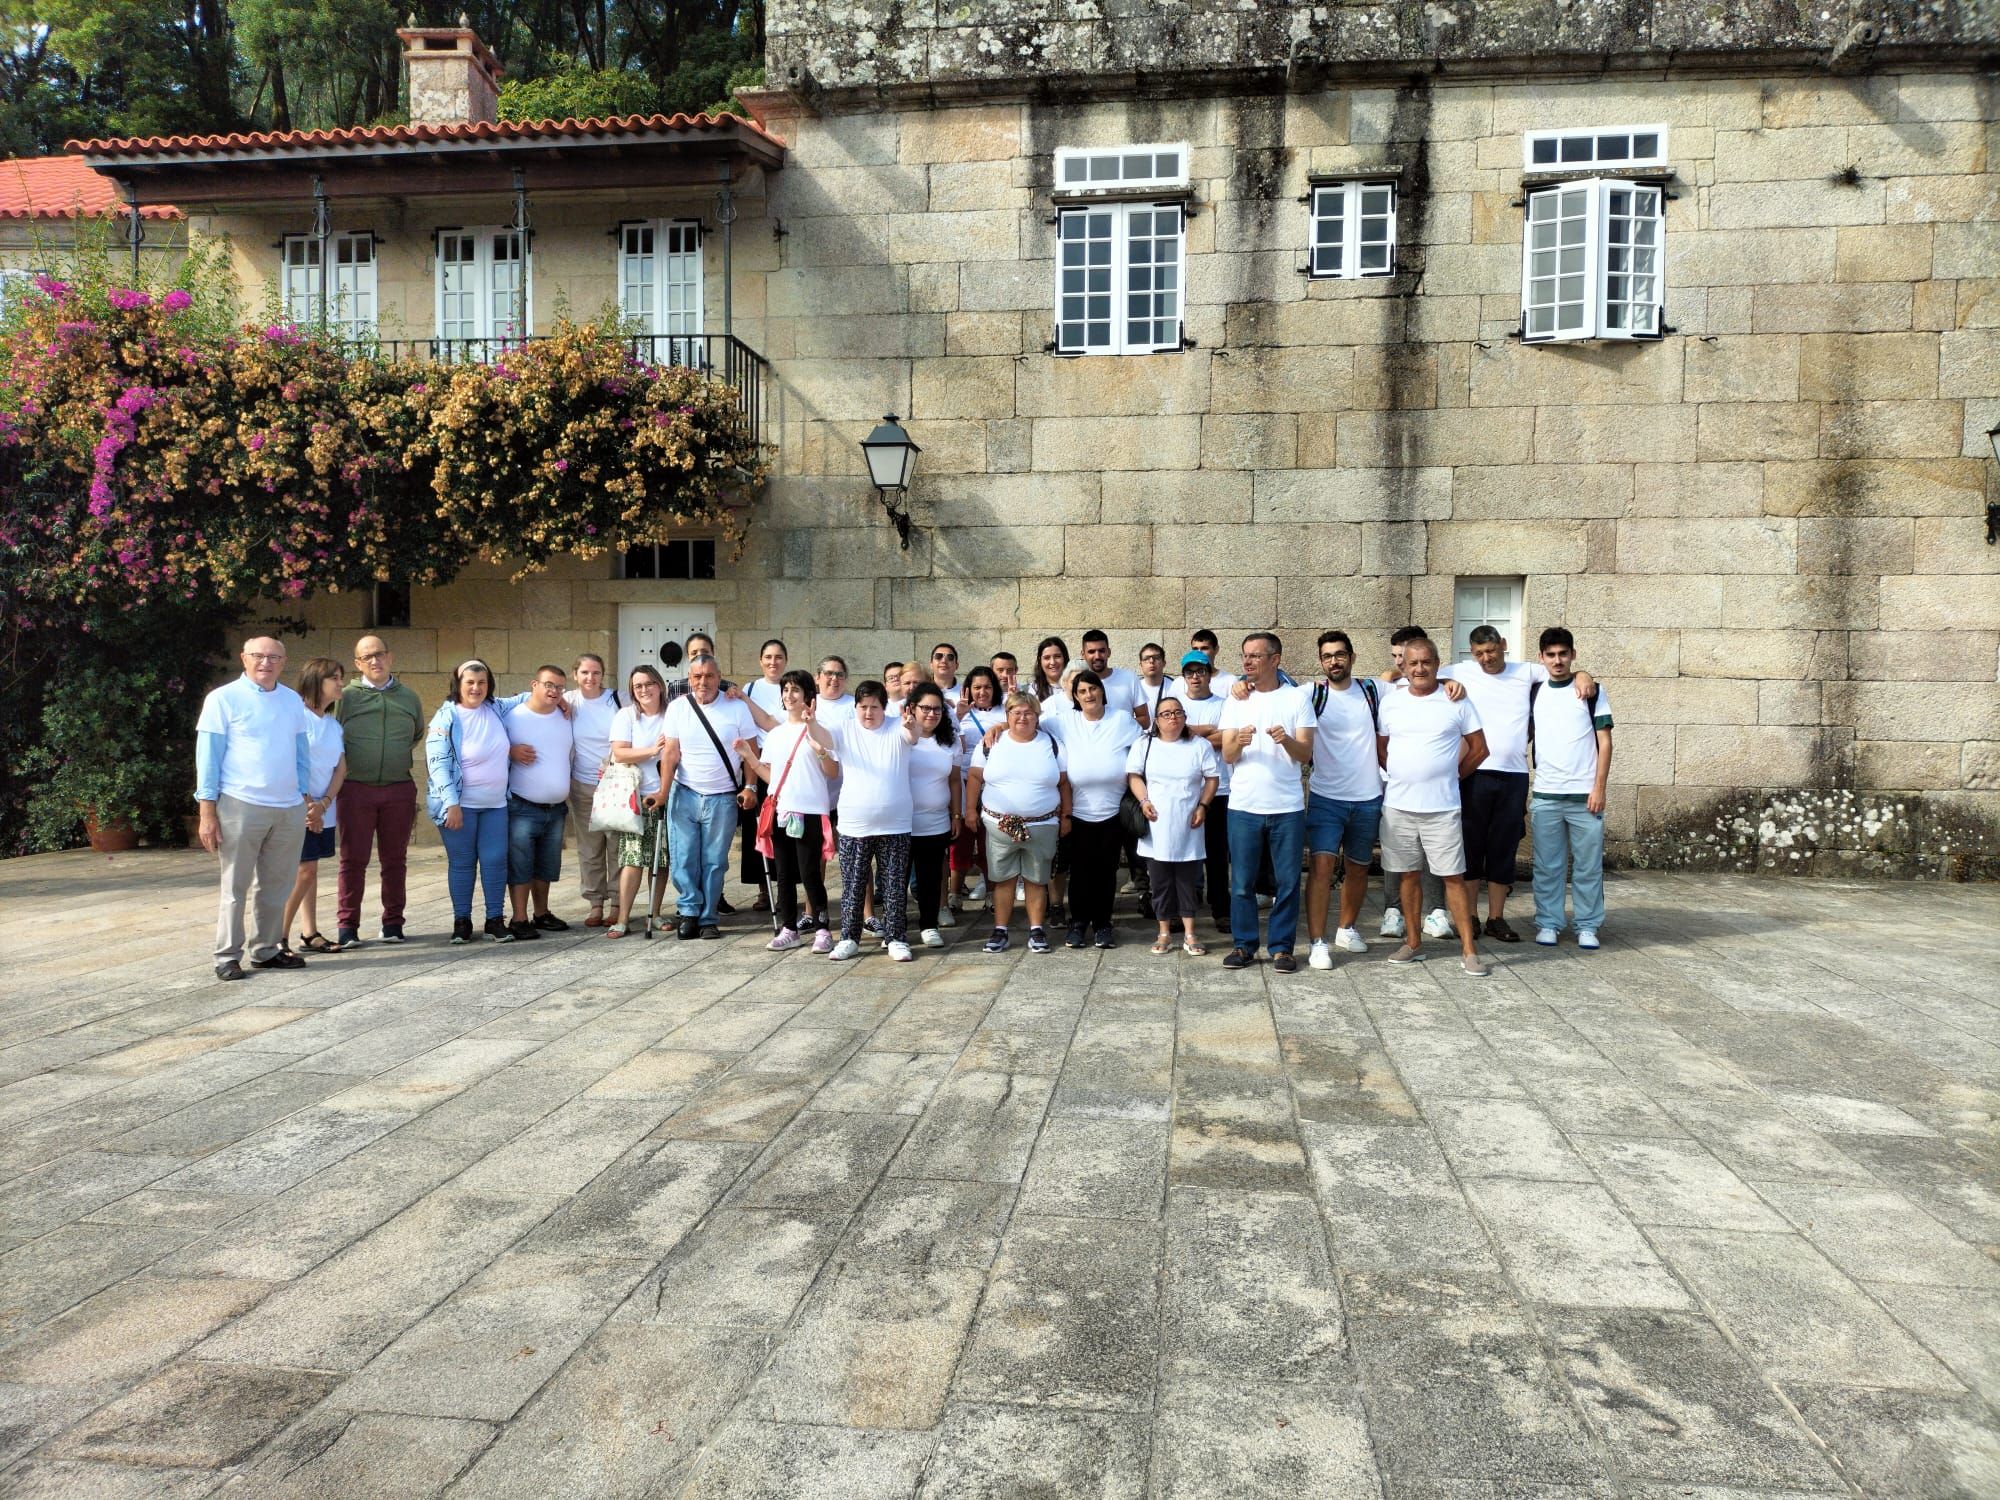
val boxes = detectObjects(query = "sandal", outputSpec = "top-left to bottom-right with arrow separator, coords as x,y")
584,909 -> 606,928
606,922 -> 627,939
1150,937 -> 1175,955
298,933 -> 341,954
1182,939 -> 1207,957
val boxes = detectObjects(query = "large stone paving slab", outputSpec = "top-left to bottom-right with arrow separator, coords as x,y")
1,848 -> 1997,1496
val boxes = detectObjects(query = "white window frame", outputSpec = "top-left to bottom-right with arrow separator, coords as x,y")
1523,124 -> 1669,171
1308,178 -> 1397,280
433,226 -> 533,353
1520,177 -> 1664,343
281,231 -> 377,339
1054,201 -> 1184,356
619,537 -> 718,581
1452,577 -> 1525,664
1054,142 -> 1189,194
616,219 -> 705,346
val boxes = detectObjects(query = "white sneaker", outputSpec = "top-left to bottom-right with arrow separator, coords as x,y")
1308,940 -> 1334,971
920,928 -> 946,948
969,878 -> 988,902
1333,926 -> 1367,954
887,940 -> 915,962
1380,906 -> 1405,939
938,908 -> 956,928
1257,893 -> 1275,910
1422,908 -> 1454,939
1015,880 -> 1027,902
1535,927 -> 1559,946
1577,930 -> 1600,951
830,938 -> 861,961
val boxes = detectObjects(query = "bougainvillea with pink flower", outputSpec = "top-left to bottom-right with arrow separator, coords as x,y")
0,269 -> 765,850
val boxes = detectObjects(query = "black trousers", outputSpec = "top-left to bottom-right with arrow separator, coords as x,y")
737,787 -> 764,883
1204,796 -> 1232,923
771,813 -> 828,932
909,831 -> 951,931
1068,816 -> 1123,928
1461,770 -> 1530,887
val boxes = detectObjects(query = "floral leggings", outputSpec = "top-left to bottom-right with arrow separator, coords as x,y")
839,832 -> 910,943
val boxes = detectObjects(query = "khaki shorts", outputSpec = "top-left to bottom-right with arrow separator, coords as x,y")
981,814 -> 1058,884
1380,806 -> 1466,877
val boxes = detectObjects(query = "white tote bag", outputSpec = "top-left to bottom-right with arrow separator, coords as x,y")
589,761 -> 644,835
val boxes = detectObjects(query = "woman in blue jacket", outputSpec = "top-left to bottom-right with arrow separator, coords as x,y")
427,659 -> 530,944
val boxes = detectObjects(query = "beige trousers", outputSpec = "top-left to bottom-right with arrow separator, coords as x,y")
215,795 -> 307,964
568,777 -> 614,908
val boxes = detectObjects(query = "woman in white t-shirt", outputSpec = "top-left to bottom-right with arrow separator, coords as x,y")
1051,669 -> 1141,950
903,682 -> 963,949
742,668 -> 838,953
966,691 -> 1071,954
604,664 -> 671,938
283,657 -> 348,955
425,659 -> 524,944
830,679 -> 922,962
950,665 -> 1003,910
1126,696 -> 1220,957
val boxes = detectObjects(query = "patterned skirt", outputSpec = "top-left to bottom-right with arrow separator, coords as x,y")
617,801 -> 670,871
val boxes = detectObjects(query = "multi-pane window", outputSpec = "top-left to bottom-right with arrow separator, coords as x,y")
0,266 -> 41,313
434,228 -> 531,355
620,538 -> 717,580
1524,125 -> 1668,170
1309,179 -> 1396,279
1054,202 -> 1183,356
1452,577 -> 1525,662
281,232 -> 377,338
617,220 -> 705,364
1520,178 -> 1663,342
1055,144 -> 1187,191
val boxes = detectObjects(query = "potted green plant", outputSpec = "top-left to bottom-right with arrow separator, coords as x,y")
23,665 -> 202,853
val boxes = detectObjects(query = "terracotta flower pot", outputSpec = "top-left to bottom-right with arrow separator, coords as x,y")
84,814 -> 140,853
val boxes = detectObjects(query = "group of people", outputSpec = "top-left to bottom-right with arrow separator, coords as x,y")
193,623 -> 1612,982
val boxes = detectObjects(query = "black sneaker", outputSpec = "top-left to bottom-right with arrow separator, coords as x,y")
1222,947 -> 1253,970
508,919 -> 541,942
484,916 -> 512,942
700,925 -> 723,940
718,897 -> 737,916
1065,923 -> 1088,949
1047,901 -> 1067,926
983,926 -> 1011,953
1272,951 -> 1298,974
1027,926 -> 1052,953
1094,926 -> 1115,949
250,951 -> 306,970
533,912 -> 570,932
451,918 -> 474,945
378,923 -> 405,943
337,926 -> 362,948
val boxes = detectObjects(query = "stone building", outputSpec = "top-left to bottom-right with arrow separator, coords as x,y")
0,155 -> 181,300
77,3 -> 2000,872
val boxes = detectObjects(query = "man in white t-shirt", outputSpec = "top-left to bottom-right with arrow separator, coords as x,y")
1440,627 -> 1598,944
659,654 -> 766,939
562,652 -> 622,926
504,664 -> 576,941
927,642 -> 964,708
1528,627 -> 1614,950
1376,637 -> 1490,977
1215,632 -> 1315,972
1080,629 -> 1149,728
1174,629 -> 1239,698
1124,641 -> 1174,913
1302,630 -> 1385,969
195,637 -> 312,980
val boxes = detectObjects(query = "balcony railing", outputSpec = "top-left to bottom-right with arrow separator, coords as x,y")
353,333 -> 768,446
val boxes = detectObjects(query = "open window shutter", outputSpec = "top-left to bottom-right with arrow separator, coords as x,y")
1521,180 -> 1600,343
1596,178 -> 1664,341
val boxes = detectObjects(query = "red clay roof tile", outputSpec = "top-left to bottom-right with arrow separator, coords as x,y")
69,111 -> 785,158
0,155 -> 180,219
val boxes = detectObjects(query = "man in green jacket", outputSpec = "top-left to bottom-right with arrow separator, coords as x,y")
334,635 -> 425,945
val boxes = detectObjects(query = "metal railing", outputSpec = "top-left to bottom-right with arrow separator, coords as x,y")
354,333 -> 768,445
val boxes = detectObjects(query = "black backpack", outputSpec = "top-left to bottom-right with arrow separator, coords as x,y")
1311,676 -> 1380,731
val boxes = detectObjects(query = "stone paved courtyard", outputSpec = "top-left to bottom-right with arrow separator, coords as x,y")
1,849 -> 1996,1499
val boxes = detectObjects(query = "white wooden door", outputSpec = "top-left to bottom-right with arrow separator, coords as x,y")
617,605 -> 716,689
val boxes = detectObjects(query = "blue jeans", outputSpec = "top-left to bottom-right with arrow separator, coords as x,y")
440,805 -> 507,919
1227,807 -> 1305,955
507,796 -> 567,885
1530,796 -> 1605,933
1306,792 -> 1382,864
669,784 -> 737,925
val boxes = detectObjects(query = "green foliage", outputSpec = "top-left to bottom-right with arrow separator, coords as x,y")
499,63 -> 663,123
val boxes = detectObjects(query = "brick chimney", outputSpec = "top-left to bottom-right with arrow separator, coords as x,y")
398,14 -> 502,127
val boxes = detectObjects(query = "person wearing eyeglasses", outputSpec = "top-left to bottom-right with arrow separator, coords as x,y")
332,634 -> 425,947
903,682 -> 963,947
1127,696 -> 1218,957
196,637 -> 314,981
814,657 -> 857,731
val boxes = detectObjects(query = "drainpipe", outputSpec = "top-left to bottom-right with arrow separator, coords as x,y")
312,175 -> 331,329
122,181 -> 144,281
715,161 -> 736,339
512,166 -> 530,341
